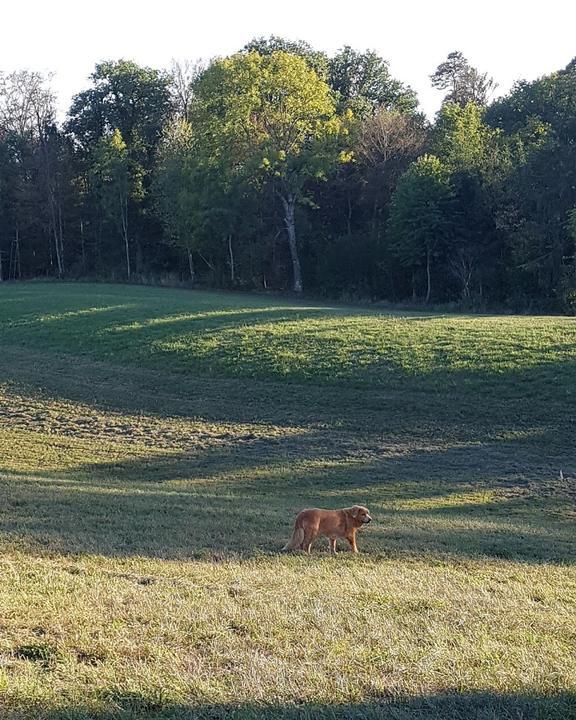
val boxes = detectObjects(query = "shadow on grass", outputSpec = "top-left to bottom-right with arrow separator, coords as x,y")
1,347 -> 574,562
0,432 -> 573,562
2,282 -> 575,429
13,690 -> 576,719
2,344 -> 576,445
0,291 -> 574,564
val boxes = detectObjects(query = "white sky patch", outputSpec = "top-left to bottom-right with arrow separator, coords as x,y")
3,0 -> 575,119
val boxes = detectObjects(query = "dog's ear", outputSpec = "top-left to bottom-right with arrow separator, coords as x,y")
350,506 -> 360,518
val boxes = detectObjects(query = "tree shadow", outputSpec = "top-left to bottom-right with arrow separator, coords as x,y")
2,344 -> 575,444
1,289 -> 574,563
0,428 -> 573,562
6,282 -> 571,408
10,690 -> 576,719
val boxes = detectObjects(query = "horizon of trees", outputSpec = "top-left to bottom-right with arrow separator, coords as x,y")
0,40 -> 575,313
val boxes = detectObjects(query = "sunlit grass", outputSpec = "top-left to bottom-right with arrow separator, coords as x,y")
0,282 -> 574,718
1,283 -> 575,391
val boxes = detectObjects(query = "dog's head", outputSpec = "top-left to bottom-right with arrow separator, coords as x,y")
347,505 -> 372,526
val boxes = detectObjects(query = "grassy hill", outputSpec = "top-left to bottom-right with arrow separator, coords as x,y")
0,282 -> 574,719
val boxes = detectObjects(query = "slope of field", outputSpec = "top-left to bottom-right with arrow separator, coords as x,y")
0,282 -> 574,719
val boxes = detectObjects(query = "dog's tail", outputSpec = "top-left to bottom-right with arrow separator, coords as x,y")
282,526 -> 304,551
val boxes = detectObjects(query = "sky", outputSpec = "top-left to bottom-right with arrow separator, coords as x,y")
3,0 -> 575,119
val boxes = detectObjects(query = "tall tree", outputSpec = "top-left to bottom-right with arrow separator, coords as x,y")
486,59 -> 576,300
169,59 -> 204,119
243,36 -> 329,78
329,46 -> 418,116
154,120 -> 199,280
357,109 -> 428,214
431,102 -> 505,301
487,58 -> 576,138
562,207 -> 576,313
432,102 -> 494,171
155,118 -> 253,284
388,155 -> 455,303
431,51 -> 497,107
0,70 -> 67,276
67,60 -> 173,159
91,129 -> 143,279
67,60 -> 174,275
191,51 -> 348,293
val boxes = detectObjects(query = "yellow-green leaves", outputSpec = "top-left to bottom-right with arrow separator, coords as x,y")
432,102 -> 496,172
190,51 -> 348,192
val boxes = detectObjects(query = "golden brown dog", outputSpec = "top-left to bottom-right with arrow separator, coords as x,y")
283,505 -> 372,554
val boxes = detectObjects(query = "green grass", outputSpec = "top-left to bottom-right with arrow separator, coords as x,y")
0,282 -> 575,719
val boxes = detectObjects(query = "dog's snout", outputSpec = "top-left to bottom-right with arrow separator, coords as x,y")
364,515 -> 372,523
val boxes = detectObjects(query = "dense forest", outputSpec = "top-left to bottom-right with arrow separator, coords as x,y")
0,38 -> 575,312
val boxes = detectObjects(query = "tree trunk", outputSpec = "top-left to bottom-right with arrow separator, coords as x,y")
280,193 -> 303,293
135,239 -> 144,275
39,131 -> 64,277
57,200 -> 65,275
347,194 -> 353,238
121,195 -> 131,280
187,247 -> 195,284
80,219 -> 86,273
50,191 -> 64,278
425,248 -> 432,304
227,234 -> 235,284
12,226 -> 21,280
462,273 -> 471,301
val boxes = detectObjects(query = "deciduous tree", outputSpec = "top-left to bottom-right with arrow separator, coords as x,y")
92,129 -> 143,279
329,46 -> 418,116
191,51 -> 348,292
388,155 -> 455,303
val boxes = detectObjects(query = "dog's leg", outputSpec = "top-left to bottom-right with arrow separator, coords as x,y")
329,538 -> 337,554
302,530 -> 315,554
347,532 -> 358,553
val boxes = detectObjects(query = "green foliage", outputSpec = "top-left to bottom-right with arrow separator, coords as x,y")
95,129 -> 140,187
431,51 -> 497,107
67,59 -> 173,158
64,60 -> 174,279
154,120 -> 200,251
428,103 -> 506,302
190,51 -> 349,291
388,155 -> 455,302
329,46 -> 419,116
432,102 -> 495,171
1,47 -> 576,311
154,118 -> 258,283
487,58 -> 576,138
90,128 -> 144,277
560,208 -> 576,313
243,35 -> 329,78
191,51 -> 343,190
92,129 -> 144,213
567,207 -> 576,242
486,60 -> 576,302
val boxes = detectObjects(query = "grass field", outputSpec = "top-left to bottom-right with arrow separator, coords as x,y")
0,282 -> 575,719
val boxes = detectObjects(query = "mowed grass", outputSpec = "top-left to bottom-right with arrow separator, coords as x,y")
3,283 -> 575,388
0,282 -> 575,719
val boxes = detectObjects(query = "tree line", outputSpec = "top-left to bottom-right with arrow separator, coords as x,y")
0,39 -> 575,312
